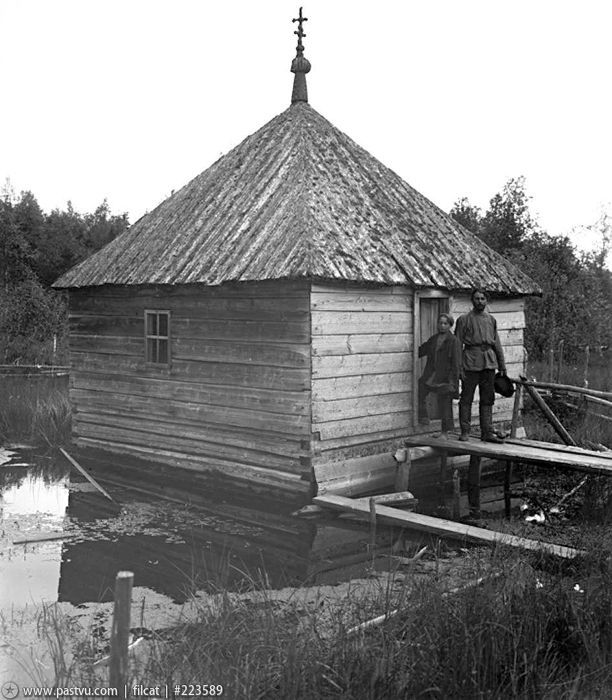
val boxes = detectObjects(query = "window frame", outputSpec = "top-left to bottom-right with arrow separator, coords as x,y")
144,309 -> 171,366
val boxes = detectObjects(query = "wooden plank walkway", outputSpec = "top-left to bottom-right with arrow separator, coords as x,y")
402,436 -> 612,476
313,494 -> 582,559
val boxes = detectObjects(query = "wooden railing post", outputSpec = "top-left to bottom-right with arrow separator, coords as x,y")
110,571 -> 134,695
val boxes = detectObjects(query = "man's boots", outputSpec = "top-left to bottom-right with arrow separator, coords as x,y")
459,403 -> 471,441
480,404 -> 504,443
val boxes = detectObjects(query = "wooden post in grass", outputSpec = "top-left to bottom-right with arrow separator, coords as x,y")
557,340 -> 564,383
110,571 -> 134,694
438,452 -> 448,508
548,347 -> 555,382
369,497 -> 377,564
452,468 -> 461,520
505,383 -> 523,518
583,345 -> 590,388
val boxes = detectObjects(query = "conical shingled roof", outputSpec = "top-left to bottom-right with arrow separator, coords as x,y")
54,102 -> 540,295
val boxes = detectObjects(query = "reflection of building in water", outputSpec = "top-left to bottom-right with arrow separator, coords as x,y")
58,486 -> 385,606
0,469 -> 69,610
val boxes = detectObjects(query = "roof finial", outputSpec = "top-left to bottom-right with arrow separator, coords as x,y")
290,7 -> 311,105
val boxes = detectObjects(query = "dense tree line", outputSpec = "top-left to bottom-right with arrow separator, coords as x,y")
0,184 -> 128,364
450,177 -> 612,363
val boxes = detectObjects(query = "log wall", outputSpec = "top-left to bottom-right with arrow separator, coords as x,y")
68,281 -> 312,499
310,284 -> 413,467
312,287 -> 528,496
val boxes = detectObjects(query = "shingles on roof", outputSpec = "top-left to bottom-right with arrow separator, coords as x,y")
54,103 -> 541,295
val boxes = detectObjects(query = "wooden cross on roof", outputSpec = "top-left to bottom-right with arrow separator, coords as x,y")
292,7 -> 308,53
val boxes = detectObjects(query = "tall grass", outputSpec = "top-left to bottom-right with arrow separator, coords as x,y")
0,372 -> 71,446
29,545 -> 611,699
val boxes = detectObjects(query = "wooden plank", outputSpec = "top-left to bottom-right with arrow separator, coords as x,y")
74,438 -> 308,489
72,373 -> 309,415
71,294 -> 310,319
310,283 -> 406,295
312,372 -> 410,401
312,352 -> 411,378
59,447 -> 115,502
310,290 -> 411,312
70,280 -> 309,304
69,335 -> 144,356
313,494 -> 581,559
73,392 -> 311,434
71,355 -> 309,391
174,338 -> 310,368
314,411 -> 412,441
497,329 -> 524,347
311,311 -> 413,336
73,419 -> 307,473
74,411 -> 307,460
69,315 -> 142,336
312,392 -> 411,423
13,531 -> 76,544
312,333 -> 411,356
515,379 -> 612,401
505,437 -> 612,461
403,436 -> 612,475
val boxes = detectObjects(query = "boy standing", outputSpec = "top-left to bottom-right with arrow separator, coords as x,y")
455,289 -> 506,443
418,313 -> 462,437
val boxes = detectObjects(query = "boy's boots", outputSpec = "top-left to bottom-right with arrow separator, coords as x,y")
459,403 -> 471,441
480,405 -> 504,443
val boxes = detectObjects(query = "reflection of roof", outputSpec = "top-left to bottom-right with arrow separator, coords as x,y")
54,102 -> 540,295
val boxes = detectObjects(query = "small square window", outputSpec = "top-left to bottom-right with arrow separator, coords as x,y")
145,310 -> 171,365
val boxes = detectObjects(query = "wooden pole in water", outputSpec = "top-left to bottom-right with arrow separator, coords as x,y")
59,447 -> 116,503
109,571 -> 134,694
452,468 -> 461,520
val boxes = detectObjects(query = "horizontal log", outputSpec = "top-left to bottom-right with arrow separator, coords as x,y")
312,311 -> 413,336
310,290 -> 411,312
312,372 -> 410,401
74,417 -> 307,472
513,379 -> 612,401
173,338 -> 310,368
69,315 -> 310,343
69,335 -> 143,356
70,280 -> 309,304
312,333 -> 411,356
311,283 -> 407,296
314,411 -> 412,441
70,355 -> 309,391
72,373 -> 309,415
73,391 -> 310,437
312,352 -> 411,378
312,391 -> 411,423
74,438 -> 310,497
70,294 -> 310,319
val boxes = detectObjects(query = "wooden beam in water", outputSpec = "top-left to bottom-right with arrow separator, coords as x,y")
313,494 -> 582,559
60,447 -> 116,502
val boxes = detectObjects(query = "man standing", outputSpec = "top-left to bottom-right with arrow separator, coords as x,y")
455,289 -> 506,443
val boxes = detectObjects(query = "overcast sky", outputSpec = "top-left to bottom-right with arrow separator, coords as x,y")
1,0 -> 610,258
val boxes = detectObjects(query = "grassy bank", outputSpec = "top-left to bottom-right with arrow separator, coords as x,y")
0,372 -> 71,446
21,544 -> 612,699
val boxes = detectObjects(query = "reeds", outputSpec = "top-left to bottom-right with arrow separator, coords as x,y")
0,373 -> 71,446
20,545 -> 609,699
